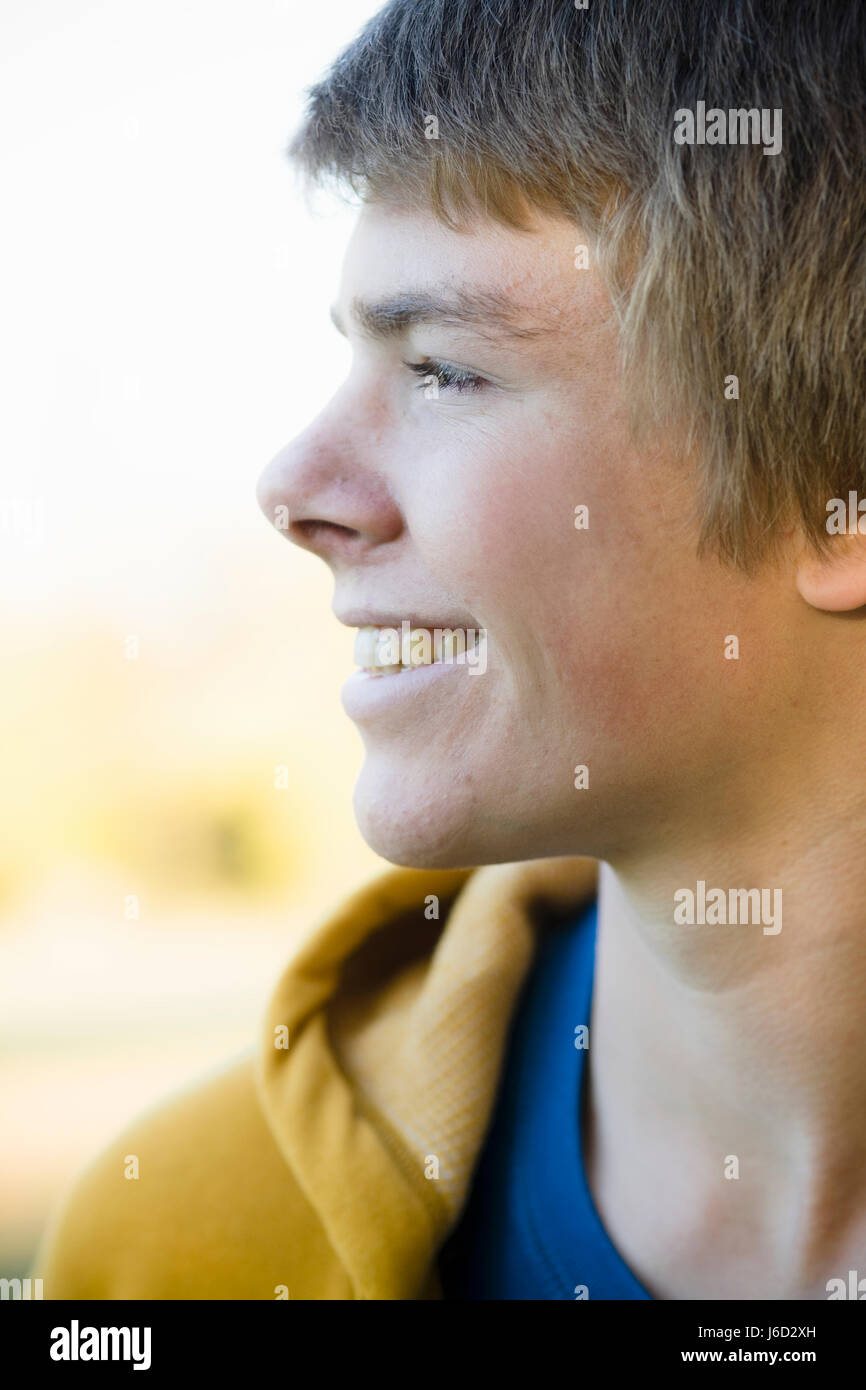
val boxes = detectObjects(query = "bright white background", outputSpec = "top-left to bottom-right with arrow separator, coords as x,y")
0,0 -> 385,1274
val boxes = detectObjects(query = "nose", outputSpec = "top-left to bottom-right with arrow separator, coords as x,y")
256,398 -> 404,569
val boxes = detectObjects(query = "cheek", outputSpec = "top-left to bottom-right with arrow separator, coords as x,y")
407,414 -> 717,746
412,414 -> 621,632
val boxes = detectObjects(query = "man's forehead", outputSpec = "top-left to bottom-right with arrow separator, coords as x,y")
334,204 -> 606,348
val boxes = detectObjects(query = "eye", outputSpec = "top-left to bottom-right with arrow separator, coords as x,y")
402,358 -> 485,394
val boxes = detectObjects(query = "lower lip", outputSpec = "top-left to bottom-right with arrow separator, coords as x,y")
340,660 -> 469,720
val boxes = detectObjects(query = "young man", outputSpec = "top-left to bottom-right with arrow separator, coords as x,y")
35,0 -> 866,1299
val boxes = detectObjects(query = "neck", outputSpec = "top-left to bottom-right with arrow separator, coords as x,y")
588,808 -> 866,1294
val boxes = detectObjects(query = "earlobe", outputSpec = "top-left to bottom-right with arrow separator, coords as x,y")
795,533 -> 866,612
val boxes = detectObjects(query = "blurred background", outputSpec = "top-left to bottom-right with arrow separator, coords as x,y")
0,0 -> 384,1277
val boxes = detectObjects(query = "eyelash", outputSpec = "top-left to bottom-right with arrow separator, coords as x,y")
403,358 -> 485,394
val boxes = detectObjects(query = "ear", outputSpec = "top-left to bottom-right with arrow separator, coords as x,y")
796,531 -> 866,611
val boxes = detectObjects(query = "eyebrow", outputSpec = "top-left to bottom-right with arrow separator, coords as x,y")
329,288 -> 559,346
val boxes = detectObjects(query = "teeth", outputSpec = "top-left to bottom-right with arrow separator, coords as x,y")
353,624 -> 480,675
353,627 -> 388,669
433,630 -> 462,663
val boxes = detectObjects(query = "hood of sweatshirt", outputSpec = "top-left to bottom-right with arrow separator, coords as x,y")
256,855 -> 598,1299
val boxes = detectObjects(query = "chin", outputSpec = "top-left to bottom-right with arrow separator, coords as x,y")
352,766 -> 486,870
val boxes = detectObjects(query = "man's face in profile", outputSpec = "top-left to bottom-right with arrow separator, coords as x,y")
258,202 -> 795,869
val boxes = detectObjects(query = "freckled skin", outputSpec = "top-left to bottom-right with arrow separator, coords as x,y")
258,203 -> 809,869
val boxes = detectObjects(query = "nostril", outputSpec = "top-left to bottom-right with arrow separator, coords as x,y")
291,519 -> 358,546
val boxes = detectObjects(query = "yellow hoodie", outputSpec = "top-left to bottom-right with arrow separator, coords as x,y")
33,856 -> 597,1300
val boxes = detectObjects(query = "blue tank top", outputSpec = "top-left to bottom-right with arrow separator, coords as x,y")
438,901 -> 653,1299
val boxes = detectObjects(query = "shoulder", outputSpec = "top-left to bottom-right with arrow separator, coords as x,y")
32,1049 -> 352,1300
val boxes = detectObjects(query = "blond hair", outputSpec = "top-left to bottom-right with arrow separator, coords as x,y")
287,0 -> 866,569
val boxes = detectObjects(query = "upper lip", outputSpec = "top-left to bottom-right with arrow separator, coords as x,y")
334,608 -> 479,630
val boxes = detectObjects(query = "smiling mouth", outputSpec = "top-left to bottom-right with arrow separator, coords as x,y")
353,623 -> 484,676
